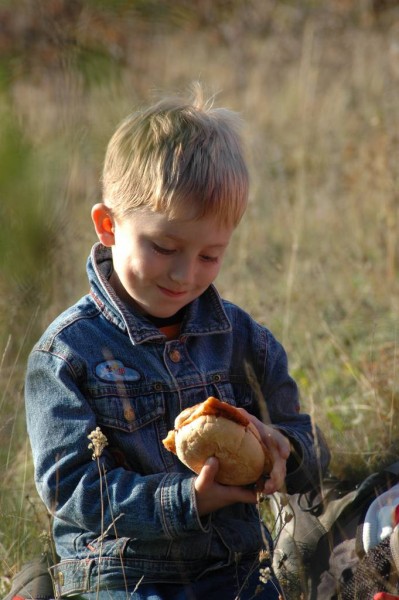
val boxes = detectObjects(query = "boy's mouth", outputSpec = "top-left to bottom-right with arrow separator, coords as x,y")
157,285 -> 188,298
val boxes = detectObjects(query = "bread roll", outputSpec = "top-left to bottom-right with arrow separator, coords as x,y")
162,396 -> 273,485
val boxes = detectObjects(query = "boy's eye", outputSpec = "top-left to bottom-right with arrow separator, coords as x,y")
151,243 -> 175,255
151,242 -> 219,263
200,254 -> 219,263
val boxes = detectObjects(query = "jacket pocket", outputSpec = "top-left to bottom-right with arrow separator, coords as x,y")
87,383 -> 165,433
211,373 -> 255,411
86,383 -> 173,472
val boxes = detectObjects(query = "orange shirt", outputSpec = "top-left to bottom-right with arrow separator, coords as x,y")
158,322 -> 181,341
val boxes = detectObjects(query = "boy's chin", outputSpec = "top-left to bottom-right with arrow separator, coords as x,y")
132,299 -> 188,320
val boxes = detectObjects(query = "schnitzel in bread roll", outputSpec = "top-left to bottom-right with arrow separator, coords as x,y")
162,396 -> 273,485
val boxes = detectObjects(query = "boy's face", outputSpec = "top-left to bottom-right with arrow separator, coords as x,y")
93,205 -> 234,318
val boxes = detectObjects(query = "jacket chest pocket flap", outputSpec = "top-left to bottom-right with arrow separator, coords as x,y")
87,384 -> 165,433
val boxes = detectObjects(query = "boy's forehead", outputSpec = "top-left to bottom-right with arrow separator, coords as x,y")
130,207 -> 220,228
129,207 -> 234,242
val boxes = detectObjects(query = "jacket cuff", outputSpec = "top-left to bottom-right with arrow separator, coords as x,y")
159,473 -> 210,538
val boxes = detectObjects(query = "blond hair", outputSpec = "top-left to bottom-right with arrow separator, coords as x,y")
102,85 -> 249,226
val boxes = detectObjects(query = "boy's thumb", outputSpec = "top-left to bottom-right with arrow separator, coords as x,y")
195,457 -> 219,490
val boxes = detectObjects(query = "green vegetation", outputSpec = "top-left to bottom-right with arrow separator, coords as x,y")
1,0 -> 399,595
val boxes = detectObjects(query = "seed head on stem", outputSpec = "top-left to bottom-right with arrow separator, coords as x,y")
88,427 -> 108,460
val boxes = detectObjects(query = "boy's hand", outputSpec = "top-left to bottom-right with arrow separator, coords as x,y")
194,457 -> 258,516
240,410 -> 291,496
194,412 -> 291,516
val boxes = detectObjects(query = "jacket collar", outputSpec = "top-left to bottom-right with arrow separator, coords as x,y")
88,243 -> 232,345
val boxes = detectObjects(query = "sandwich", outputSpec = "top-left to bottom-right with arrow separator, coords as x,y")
162,396 -> 273,485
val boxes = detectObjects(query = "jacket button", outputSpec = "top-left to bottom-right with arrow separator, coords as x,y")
124,407 -> 135,421
169,349 -> 181,363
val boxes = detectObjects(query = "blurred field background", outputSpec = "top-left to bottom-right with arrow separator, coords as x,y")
1,0 -> 399,594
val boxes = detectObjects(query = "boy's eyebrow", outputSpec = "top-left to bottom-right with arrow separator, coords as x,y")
153,233 -> 230,248
202,243 -> 230,250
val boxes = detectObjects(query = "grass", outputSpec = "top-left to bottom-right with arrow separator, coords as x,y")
1,0 -> 399,596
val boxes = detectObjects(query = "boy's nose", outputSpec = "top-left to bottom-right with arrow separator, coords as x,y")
169,258 -> 196,286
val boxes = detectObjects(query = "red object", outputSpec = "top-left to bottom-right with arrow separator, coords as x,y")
394,504 -> 399,527
12,596 -> 26,600
374,593 -> 399,599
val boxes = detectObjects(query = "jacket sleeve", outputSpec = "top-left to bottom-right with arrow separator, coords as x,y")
25,348 -> 207,540
260,329 -> 331,494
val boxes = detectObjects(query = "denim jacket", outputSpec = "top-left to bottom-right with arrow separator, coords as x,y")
25,243 -> 330,597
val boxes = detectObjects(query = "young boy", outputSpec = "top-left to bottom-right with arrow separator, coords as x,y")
25,87 -> 330,599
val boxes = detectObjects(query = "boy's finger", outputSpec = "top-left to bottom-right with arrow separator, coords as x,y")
278,433 -> 291,459
195,457 -> 219,490
261,456 -> 287,495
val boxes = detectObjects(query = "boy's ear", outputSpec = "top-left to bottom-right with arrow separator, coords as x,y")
91,203 -> 115,247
